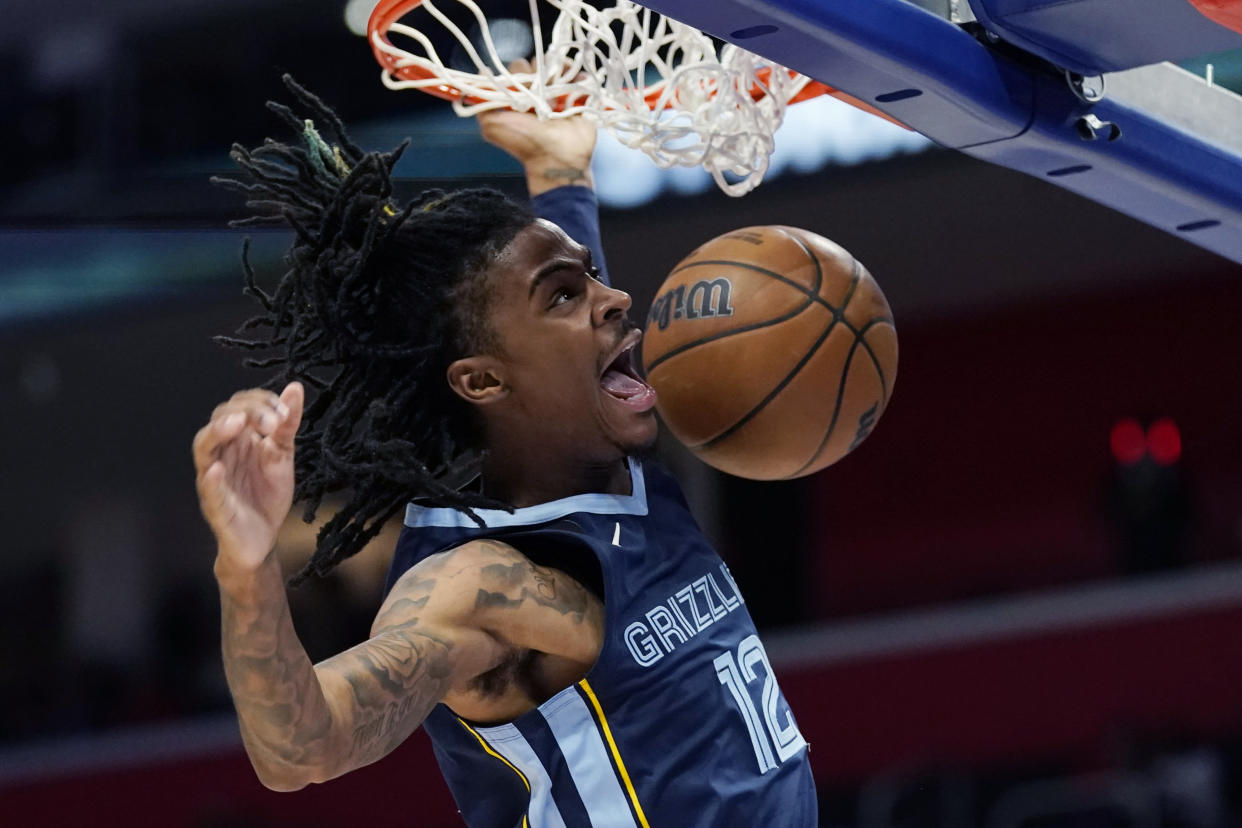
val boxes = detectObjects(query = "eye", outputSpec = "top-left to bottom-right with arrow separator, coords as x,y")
586,266 -> 602,283
551,287 -> 574,306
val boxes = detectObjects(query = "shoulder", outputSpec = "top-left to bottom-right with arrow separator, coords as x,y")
382,537 -> 603,664
377,539 -> 524,629
388,537 -> 537,590
379,538 -> 594,627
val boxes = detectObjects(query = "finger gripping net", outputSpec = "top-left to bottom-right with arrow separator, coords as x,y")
371,0 -> 812,195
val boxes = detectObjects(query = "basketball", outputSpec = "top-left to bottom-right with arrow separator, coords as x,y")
641,225 -> 897,480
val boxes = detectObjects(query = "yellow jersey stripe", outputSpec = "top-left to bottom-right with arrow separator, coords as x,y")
578,679 -> 651,828
458,719 -> 531,827
457,715 -> 534,819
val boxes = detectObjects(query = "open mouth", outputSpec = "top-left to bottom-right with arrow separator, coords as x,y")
600,335 -> 657,410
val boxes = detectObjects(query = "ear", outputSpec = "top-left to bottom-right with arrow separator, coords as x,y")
446,356 -> 509,405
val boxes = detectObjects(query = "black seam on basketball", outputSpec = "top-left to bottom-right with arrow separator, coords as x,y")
853,318 -> 896,405
646,243 -> 827,375
784,334 -> 863,478
682,242 -> 827,449
644,300 -> 813,374
783,258 -> 866,478
692,312 -> 841,451
832,255 -> 863,320
688,254 -> 864,455
788,232 -> 854,314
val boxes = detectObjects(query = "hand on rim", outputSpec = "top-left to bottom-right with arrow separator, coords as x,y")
478,59 -> 598,196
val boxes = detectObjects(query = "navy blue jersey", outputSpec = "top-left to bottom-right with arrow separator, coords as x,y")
530,186 -> 610,286
387,460 -> 816,827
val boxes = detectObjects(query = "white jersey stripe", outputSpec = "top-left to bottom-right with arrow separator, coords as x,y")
475,724 -> 569,828
541,691 -> 640,828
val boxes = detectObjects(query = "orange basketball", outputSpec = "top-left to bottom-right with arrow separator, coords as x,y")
641,225 -> 897,480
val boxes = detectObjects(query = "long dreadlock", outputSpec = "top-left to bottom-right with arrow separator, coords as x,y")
212,76 -> 534,585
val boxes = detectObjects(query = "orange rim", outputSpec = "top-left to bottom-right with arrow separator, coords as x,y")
366,0 -> 910,129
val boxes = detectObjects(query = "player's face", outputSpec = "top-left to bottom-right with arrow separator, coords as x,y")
477,219 -> 658,462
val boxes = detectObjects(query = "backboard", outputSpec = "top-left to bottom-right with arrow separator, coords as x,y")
632,0 -> 1242,266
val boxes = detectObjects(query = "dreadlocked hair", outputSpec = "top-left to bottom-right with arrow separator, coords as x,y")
211,75 -> 534,585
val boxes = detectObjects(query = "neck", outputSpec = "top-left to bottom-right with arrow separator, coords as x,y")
480,445 -> 632,508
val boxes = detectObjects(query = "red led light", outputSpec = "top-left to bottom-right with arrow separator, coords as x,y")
1110,418 -> 1147,465
1147,417 -> 1182,466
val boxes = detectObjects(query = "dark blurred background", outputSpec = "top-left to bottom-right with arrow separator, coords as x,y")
3,0 -> 1242,825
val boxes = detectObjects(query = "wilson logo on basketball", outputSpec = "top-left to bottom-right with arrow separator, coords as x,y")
647,278 -> 735,331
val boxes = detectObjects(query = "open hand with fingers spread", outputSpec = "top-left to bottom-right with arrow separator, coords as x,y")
193,382 -> 304,573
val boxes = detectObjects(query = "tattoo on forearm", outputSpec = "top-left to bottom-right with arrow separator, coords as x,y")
220,564 -> 454,778
220,540 -> 599,783
221,593 -> 335,771
337,619 -> 454,759
351,694 -> 417,753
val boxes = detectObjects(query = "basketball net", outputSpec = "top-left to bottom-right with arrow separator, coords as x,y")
368,0 -> 828,196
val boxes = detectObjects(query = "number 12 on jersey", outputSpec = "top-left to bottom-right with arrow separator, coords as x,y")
714,635 -> 807,773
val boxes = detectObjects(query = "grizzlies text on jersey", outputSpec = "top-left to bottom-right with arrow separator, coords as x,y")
387,460 -> 816,827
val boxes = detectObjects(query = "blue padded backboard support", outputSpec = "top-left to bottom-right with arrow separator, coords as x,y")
968,0 -> 1242,75
635,0 -> 1242,266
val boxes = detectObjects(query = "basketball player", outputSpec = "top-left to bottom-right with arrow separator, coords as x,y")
193,80 -> 815,826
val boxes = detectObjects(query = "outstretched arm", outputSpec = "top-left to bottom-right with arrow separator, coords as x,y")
194,383 -> 330,788
478,103 -> 611,285
193,385 -> 502,789
193,388 -> 598,790
477,104 -> 596,198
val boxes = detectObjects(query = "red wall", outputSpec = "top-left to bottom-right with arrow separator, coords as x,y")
809,273 -> 1242,615
1,730 -> 462,828
8,589 -> 1241,818
782,599 -> 1242,782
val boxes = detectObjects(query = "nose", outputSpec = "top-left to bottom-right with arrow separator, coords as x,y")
593,281 -> 632,327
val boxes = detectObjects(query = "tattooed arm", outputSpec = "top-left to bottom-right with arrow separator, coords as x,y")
216,538 -> 600,790
195,384 -> 503,790
464,539 -> 604,665
224,549 -> 509,790
195,385 -> 601,790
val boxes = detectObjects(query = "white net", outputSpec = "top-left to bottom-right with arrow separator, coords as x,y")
371,0 -> 815,195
